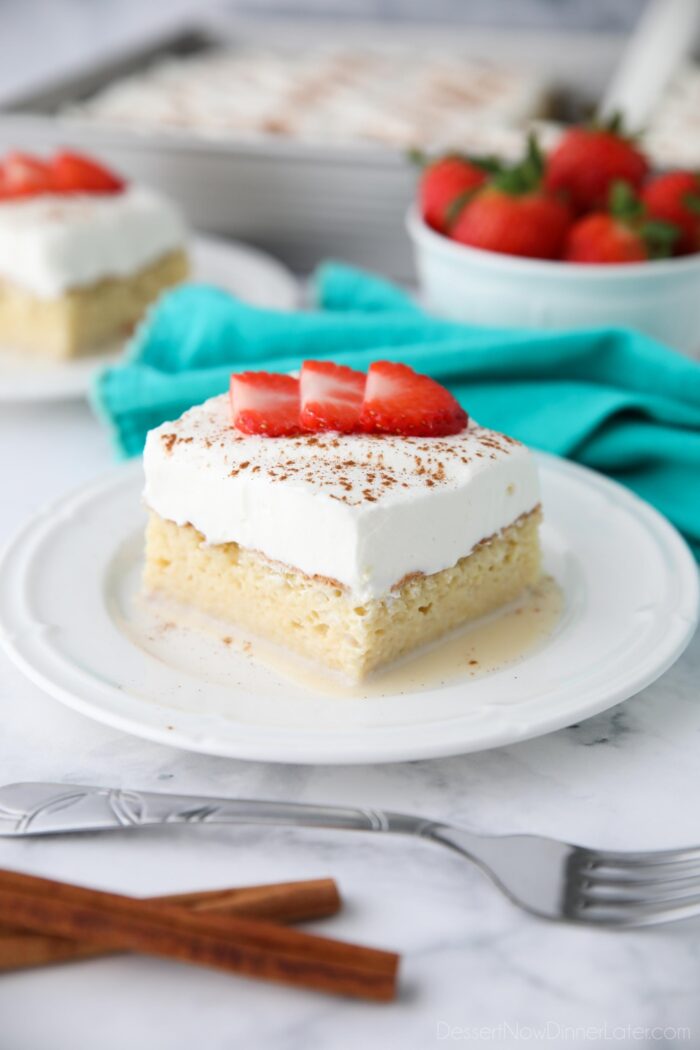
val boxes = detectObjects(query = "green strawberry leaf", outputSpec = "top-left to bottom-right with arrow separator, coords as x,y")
609,180 -> 644,221
406,147 -> 429,168
492,132 -> 544,196
587,110 -> 643,142
641,219 -> 680,259
444,186 -> 480,228
469,154 -> 504,175
605,111 -> 624,136
682,191 -> 700,216
411,149 -> 504,176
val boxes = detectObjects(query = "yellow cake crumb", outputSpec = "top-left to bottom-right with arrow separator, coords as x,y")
0,248 -> 188,359
143,508 -> 542,681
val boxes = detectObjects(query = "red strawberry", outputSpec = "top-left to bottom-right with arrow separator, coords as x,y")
642,170 -> 700,254
565,214 -> 648,263
0,152 -> 53,199
451,136 -> 571,259
51,150 -> 125,195
359,361 -> 467,437
299,360 -> 365,433
545,117 -> 648,213
564,183 -> 678,264
419,155 -> 488,234
230,372 -> 300,436
452,187 -> 571,259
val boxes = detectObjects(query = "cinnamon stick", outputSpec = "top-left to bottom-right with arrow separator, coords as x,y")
0,878 -> 341,973
0,869 -> 398,1001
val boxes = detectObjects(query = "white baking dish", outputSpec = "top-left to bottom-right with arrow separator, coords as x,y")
0,17 -> 629,278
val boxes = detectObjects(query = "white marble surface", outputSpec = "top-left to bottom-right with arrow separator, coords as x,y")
0,396 -> 699,1049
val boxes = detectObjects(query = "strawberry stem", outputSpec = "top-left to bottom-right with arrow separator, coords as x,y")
586,110 -> 641,142
492,132 -> 544,196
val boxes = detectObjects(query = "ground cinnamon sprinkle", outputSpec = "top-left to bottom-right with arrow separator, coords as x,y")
159,401 -> 523,507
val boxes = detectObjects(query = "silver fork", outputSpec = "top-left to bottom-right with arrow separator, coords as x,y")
1,782 -> 699,928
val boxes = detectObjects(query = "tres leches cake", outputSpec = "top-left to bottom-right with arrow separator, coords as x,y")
143,361 -> 542,681
0,150 -> 188,358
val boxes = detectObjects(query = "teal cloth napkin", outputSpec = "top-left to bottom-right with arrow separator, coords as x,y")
92,261 -> 700,558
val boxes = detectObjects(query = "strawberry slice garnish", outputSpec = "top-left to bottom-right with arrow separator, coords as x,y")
0,152 -> 54,199
230,372 -> 301,436
229,362 -> 468,439
51,150 -> 125,195
299,360 -> 366,433
359,361 -> 468,437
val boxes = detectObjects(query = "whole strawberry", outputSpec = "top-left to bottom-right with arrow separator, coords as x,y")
545,115 -> 648,213
564,182 -> 679,263
451,136 -> 571,259
643,170 -> 700,254
419,154 -> 490,234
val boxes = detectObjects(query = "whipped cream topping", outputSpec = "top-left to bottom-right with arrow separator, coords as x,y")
69,45 -> 546,150
0,186 -> 186,297
143,394 -> 540,602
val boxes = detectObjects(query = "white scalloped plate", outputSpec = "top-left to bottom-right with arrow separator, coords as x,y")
0,453 -> 697,764
0,234 -> 298,403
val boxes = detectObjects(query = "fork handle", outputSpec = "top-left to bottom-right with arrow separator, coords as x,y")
0,783 -> 435,839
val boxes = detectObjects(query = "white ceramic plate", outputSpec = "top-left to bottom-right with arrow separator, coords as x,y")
0,454 -> 697,765
0,235 -> 298,403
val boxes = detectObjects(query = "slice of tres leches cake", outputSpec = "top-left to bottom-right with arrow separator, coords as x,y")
143,360 -> 541,681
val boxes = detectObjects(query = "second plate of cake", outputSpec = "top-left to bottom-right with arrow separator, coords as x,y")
0,143 -> 297,404
0,235 -> 298,403
0,365 -> 697,762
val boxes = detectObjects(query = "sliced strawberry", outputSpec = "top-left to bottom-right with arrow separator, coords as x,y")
51,150 -> 125,195
359,361 -> 467,437
299,360 -> 365,433
0,152 -> 54,199
230,372 -> 300,437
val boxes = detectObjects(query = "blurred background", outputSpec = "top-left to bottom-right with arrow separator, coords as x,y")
0,0 -> 647,100
1,0 -> 699,277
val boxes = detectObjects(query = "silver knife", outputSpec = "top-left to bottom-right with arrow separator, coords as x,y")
3,782 -> 700,927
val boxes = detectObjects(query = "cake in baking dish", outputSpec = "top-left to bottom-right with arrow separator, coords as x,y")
142,361 -> 542,681
0,150 -> 188,358
69,45 -> 548,150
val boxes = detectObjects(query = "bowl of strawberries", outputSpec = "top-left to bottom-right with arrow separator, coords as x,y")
408,119 -> 700,355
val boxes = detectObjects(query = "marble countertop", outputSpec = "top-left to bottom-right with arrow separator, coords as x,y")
1,394 -> 699,1049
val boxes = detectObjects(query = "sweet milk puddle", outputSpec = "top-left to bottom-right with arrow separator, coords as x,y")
109,534 -> 564,701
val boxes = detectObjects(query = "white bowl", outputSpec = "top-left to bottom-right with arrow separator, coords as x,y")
407,205 -> 700,357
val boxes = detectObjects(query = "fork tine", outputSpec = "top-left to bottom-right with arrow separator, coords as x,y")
583,869 -> 700,894
581,861 -> 700,883
579,882 -> 700,907
571,894 -> 700,927
581,870 -> 700,895
562,847 -> 700,926
581,847 -> 700,869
